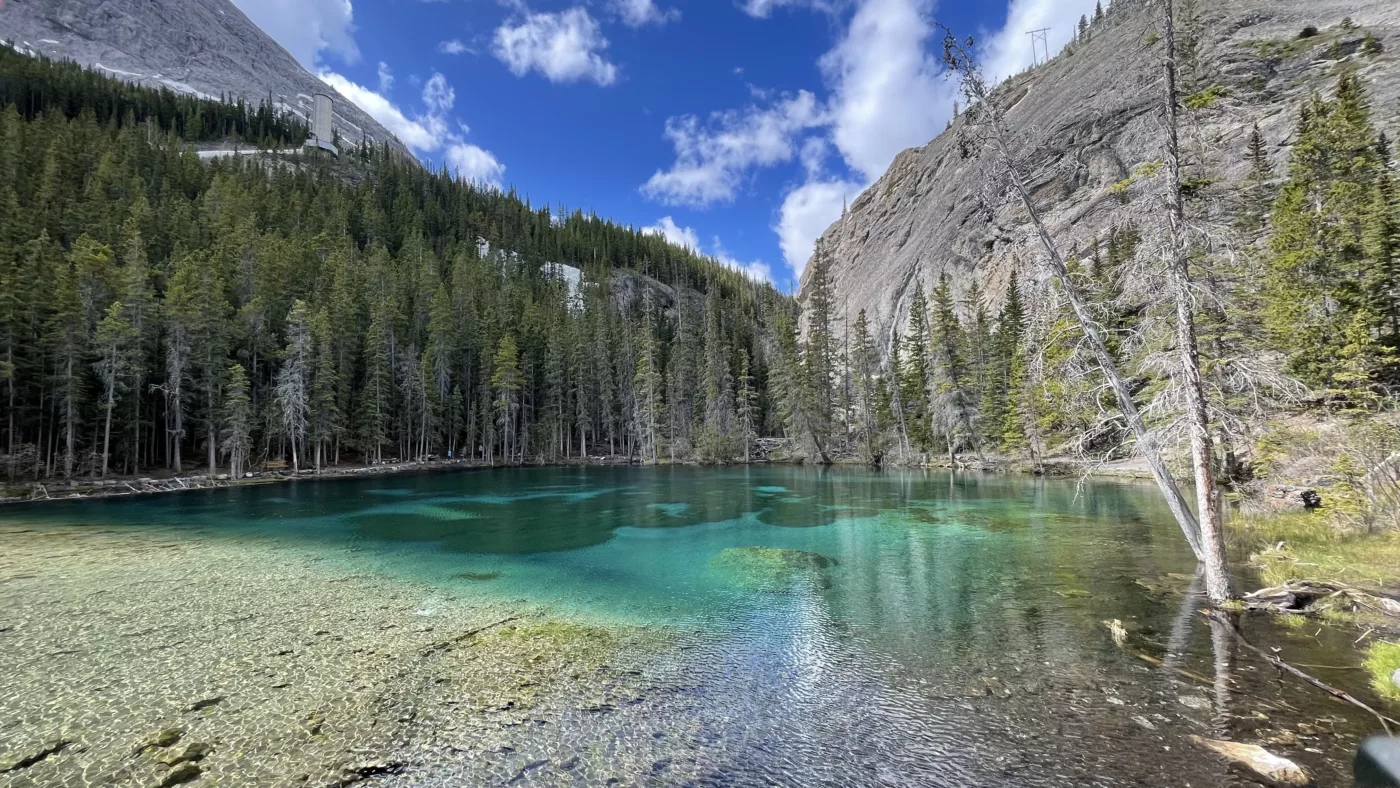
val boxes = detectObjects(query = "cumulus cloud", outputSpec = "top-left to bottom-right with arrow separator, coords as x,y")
820,0 -> 955,180
377,61 -> 394,93
422,72 -> 455,113
230,0 -> 359,69
641,91 -> 824,207
447,144 -> 507,187
979,0 -> 1099,83
643,218 -> 773,283
643,0 -> 961,278
642,217 -> 700,251
775,178 -> 863,277
612,0 -> 680,27
318,70 -> 504,188
439,39 -> 470,55
740,0 -> 843,18
493,7 -> 619,86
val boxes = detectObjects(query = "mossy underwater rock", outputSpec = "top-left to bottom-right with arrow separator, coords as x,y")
709,547 -> 837,591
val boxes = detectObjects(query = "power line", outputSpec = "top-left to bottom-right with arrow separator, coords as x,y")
1026,28 -> 1051,67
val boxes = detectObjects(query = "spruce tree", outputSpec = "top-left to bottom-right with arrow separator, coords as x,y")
491,334 -> 522,463
221,363 -> 253,478
275,301 -> 312,472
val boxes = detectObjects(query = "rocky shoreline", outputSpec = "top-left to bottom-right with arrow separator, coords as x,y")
0,522 -> 696,787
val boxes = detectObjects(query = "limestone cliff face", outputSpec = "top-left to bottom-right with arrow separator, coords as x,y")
0,0 -> 407,153
799,0 -> 1400,357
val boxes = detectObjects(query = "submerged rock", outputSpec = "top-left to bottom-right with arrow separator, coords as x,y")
155,742 -> 211,767
453,571 -> 502,582
157,761 -> 201,787
709,547 -> 837,591
183,696 -> 224,713
135,728 -> 183,754
1190,736 -> 1313,786
0,739 -> 71,773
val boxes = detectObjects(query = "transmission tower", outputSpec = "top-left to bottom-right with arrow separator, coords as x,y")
1026,28 -> 1051,67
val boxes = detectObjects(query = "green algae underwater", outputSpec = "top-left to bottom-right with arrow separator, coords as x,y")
0,465 -> 1391,786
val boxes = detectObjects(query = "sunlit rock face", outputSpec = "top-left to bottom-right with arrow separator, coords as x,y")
0,0 -> 407,153
798,0 -> 1400,358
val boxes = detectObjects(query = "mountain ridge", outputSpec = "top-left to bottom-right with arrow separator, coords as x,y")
0,0 -> 407,153
798,0 -> 1400,356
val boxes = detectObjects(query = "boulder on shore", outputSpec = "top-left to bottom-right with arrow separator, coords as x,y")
1190,735 -> 1313,786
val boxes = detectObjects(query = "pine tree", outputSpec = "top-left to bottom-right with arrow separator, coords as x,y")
491,334 -> 522,463
929,273 -> 975,461
309,306 -> 340,471
736,348 -> 758,462
1264,73 -> 1390,391
93,301 -> 136,478
274,300 -> 312,472
803,243 -> 837,449
900,283 -> 932,452
633,318 -> 664,463
358,299 -> 392,464
850,309 -> 885,464
221,363 -> 253,478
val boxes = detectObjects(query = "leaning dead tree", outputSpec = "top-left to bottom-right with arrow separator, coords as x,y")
940,29 -> 1235,598
1159,0 -> 1232,603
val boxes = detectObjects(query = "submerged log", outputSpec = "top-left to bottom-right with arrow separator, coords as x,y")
1189,736 -> 1313,787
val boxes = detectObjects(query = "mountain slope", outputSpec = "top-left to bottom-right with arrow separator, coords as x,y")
799,0 -> 1400,356
0,0 -> 406,152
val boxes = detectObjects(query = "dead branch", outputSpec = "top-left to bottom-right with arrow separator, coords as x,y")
1204,609 -> 1398,735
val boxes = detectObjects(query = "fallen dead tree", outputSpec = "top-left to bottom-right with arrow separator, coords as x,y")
1243,580 -> 1400,625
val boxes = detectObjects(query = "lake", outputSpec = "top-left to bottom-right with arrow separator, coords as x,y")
0,466 -> 1382,786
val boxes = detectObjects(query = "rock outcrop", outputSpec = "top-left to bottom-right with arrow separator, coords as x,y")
0,0 -> 406,152
799,0 -> 1400,357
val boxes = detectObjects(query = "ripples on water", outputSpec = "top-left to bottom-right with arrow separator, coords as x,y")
4,466 -> 1385,785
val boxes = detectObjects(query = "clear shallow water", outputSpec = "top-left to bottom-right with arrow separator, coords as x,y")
1,466 -> 1385,785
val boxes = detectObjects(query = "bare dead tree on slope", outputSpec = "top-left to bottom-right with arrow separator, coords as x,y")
939,29 -> 1222,581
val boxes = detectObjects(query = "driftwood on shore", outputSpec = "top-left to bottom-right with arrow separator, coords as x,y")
1243,580 -> 1400,623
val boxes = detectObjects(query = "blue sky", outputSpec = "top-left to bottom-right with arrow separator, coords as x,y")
231,0 -> 1097,291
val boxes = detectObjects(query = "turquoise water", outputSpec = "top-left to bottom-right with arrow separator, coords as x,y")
2,466 -> 1383,784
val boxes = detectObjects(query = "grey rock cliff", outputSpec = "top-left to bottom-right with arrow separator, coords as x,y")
0,0 -> 406,153
799,0 -> 1400,357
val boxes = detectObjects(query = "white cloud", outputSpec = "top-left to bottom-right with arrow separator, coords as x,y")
439,39 -> 470,55
740,0 -> 842,18
775,178 -> 863,277
642,217 -> 700,251
230,0 -> 359,69
612,0 -> 680,27
377,61 -> 394,93
642,0 -> 956,278
820,0 -> 955,180
422,72 -> 455,113
317,70 -> 504,188
644,218 -> 773,284
712,238 -> 774,283
979,0 -> 1099,83
493,8 -> 619,86
641,91 -> 824,207
319,71 -> 440,151
447,144 -> 506,188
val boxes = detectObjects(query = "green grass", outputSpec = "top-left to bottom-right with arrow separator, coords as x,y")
1363,641 -> 1400,704
1234,511 -> 1400,589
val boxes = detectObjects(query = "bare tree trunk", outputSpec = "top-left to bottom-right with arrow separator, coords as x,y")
1162,0 -> 1234,602
100,380 -> 115,479
943,35 -> 1205,560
